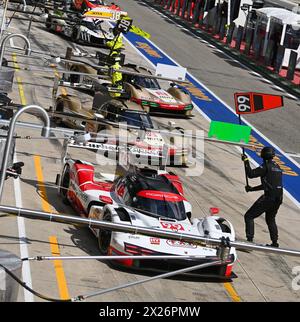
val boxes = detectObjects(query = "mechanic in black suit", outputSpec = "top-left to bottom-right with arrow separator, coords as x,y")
242,147 -> 283,247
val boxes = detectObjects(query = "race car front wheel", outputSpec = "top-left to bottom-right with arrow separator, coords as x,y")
98,212 -> 112,255
60,164 -> 70,204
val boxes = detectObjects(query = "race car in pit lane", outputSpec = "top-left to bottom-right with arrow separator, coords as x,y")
45,10 -> 114,46
71,0 -> 122,13
123,65 -> 194,117
52,87 -> 190,166
66,62 -> 194,116
58,162 -> 237,278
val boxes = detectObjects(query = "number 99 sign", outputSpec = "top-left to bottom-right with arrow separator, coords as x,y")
234,93 -> 251,114
234,92 -> 283,115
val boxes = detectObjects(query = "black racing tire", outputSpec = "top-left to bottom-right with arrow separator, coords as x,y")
60,164 -> 70,204
71,27 -> 80,43
52,101 -> 64,125
69,74 -> 80,83
45,17 -> 52,30
2,57 -> 8,67
98,212 -> 112,255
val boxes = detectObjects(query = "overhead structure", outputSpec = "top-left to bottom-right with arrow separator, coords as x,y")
255,7 -> 300,67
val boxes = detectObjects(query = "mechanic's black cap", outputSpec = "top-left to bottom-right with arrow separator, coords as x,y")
261,146 -> 275,160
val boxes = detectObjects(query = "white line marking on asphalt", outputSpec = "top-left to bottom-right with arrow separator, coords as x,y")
261,78 -> 273,84
123,33 -> 300,209
286,152 -> 300,158
249,71 -> 261,77
285,93 -> 299,100
271,85 -> 285,92
13,156 -> 34,302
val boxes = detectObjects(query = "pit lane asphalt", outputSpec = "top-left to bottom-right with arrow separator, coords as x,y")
115,0 -> 300,157
0,6 -> 300,302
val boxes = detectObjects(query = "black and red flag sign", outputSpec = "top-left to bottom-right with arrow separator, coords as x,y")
234,92 -> 284,115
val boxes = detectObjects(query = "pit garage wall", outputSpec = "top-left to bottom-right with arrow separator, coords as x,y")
153,0 -> 300,86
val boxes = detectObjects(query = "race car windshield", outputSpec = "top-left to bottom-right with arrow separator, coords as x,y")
82,20 -> 101,31
120,111 -> 154,129
132,76 -> 160,89
90,0 -> 105,4
134,196 -> 186,220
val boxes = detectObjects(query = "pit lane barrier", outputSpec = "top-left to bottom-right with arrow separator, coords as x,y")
152,0 -> 300,95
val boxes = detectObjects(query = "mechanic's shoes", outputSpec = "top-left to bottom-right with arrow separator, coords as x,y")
5,162 -> 24,180
266,242 -> 279,248
12,162 -> 24,175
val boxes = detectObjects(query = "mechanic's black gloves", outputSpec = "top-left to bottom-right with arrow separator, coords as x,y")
245,185 -> 253,193
241,154 -> 249,162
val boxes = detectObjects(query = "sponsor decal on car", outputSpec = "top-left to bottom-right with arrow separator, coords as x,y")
147,89 -> 177,104
150,238 -> 160,245
160,221 -> 185,231
166,240 -> 197,248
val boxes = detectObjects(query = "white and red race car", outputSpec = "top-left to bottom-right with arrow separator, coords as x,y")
58,161 -> 237,278
72,0 -> 124,15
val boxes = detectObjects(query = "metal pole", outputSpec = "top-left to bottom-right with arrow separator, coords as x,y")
0,0 -> 9,41
262,17 -> 271,57
0,105 -> 50,202
2,204 -> 300,258
227,0 -> 231,28
280,23 -> 287,46
0,33 -> 31,67
75,260 -> 222,301
0,119 -> 76,136
25,255 -> 213,261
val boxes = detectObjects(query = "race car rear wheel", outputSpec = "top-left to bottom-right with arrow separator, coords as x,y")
98,212 -> 112,255
69,66 -> 80,83
184,109 -> 192,117
71,28 -> 80,43
60,164 -> 70,204
45,18 -> 52,30
52,100 -> 64,125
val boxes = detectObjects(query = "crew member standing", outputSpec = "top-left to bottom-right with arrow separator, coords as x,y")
242,147 -> 283,247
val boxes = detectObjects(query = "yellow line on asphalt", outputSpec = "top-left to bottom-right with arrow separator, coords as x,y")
223,282 -> 241,302
13,54 -> 70,300
34,157 -> 70,300
49,236 -> 70,300
12,53 -> 27,105
33,155 -> 53,213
